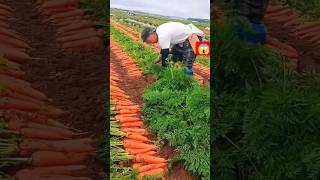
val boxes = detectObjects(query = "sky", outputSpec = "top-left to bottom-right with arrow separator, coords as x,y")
110,0 -> 210,19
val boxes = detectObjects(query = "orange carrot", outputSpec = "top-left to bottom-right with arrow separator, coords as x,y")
124,139 -> 157,150
0,73 -> 31,86
31,151 -> 90,167
0,66 -> 25,78
0,21 -> 9,28
0,81 -> 48,100
20,138 -> 94,155
119,109 -> 140,114
121,121 -> 144,128
57,20 -> 94,34
0,58 -> 22,70
15,165 -> 86,177
0,34 -> 31,49
120,128 -> 147,135
0,88 -> 45,105
135,155 -> 167,164
20,128 -> 72,140
44,6 -> 77,16
0,4 -> 13,12
42,0 -> 79,9
62,36 -> 100,49
126,148 -> 154,155
125,133 -> 148,142
4,110 -> 70,129
138,163 -> 166,173
0,97 -> 45,111
132,163 -> 143,169
117,117 -> 141,124
52,15 -> 83,24
0,44 -> 32,62
51,9 -> 84,19
138,168 -> 164,180
145,151 -> 157,156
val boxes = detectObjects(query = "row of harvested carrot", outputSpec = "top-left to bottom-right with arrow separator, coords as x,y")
110,58 -> 167,179
265,5 -> 320,46
36,0 -> 102,50
0,2 -> 95,180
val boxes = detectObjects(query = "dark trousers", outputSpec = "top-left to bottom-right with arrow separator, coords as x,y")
171,39 -> 196,69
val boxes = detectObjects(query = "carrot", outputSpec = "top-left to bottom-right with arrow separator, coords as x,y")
42,0 -> 79,9
0,88 -> 45,105
0,97 -> 46,111
51,9 -> 84,19
20,128 -> 73,140
58,31 -> 98,43
52,15 -> 83,24
145,151 -> 157,155
43,6 -> 77,16
0,21 -> 9,28
133,163 -> 143,169
0,34 -> 31,49
0,73 -> 31,86
124,139 -> 157,150
4,110 -> 70,129
62,36 -> 100,49
0,81 -> 48,100
55,18 -> 82,28
0,4 -> 13,12
115,114 -> 140,119
32,175 -> 93,180
126,147 -> 154,155
138,168 -> 164,180
0,66 -> 25,78
119,109 -> 140,114
0,44 -> 32,62
135,155 -> 167,164
31,151 -> 90,167
138,163 -> 166,173
125,133 -> 148,142
0,57 -> 22,70
57,20 -> 93,34
15,165 -> 86,177
117,105 -> 140,110
0,9 -> 13,18
121,128 -> 148,135
121,121 -> 144,128
19,138 -> 94,155
116,117 -> 141,124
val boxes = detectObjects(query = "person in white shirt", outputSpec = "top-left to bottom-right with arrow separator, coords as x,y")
141,22 -> 204,75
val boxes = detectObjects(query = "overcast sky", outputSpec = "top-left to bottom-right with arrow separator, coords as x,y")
110,0 -> 210,19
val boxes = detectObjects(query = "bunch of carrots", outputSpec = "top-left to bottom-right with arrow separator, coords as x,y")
110,62 -> 167,179
0,2 -> 96,180
36,0 -> 102,49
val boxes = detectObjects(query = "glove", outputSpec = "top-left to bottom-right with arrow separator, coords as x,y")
185,68 -> 193,75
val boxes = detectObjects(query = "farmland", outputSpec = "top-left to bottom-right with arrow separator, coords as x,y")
110,7 -> 210,180
0,0 -> 106,180
213,1 -> 320,180
111,9 -> 211,68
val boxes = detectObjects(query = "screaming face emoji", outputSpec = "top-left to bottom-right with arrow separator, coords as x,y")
198,44 -> 209,55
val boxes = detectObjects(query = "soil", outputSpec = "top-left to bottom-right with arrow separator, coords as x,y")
1,0 -> 107,179
110,40 -> 196,180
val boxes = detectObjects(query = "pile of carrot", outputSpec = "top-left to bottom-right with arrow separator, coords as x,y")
0,2 -> 95,179
36,0 -> 102,50
110,53 -> 167,180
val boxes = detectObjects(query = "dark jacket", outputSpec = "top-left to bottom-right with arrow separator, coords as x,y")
234,0 -> 269,23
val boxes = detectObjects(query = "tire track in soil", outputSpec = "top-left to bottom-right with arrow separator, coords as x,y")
111,20 -> 210,85
2,0 -> 107,179
110,39 -> 196,180
264,4 -> 320,72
